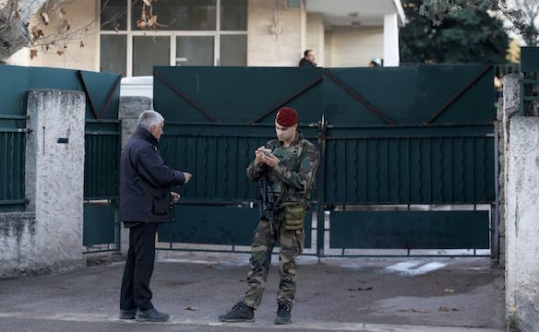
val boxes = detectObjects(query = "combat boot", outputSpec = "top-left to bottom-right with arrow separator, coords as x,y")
218,301 -> 255,322
274,302 -> 292,325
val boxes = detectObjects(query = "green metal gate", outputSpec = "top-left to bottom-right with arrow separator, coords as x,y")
0,66 -> 122,253
153,67 -> 323,252
81,71 -> 122,253
152,64 -> 496,257
320,65 -> 495,257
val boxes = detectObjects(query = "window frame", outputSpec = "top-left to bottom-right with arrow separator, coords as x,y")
98,0 -> 248,77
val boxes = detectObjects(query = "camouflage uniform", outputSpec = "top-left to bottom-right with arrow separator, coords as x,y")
242,132 -> 318,310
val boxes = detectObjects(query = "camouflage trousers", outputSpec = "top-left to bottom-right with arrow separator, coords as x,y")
242,215 -> 305,310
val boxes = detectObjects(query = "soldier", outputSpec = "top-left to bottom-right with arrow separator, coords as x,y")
218,107 -> 319,325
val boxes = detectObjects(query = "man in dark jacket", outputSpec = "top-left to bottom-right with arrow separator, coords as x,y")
298,49 -> 316,67
119,110 -> 192,322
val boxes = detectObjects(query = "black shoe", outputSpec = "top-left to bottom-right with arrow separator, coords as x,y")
274,302 -> 292,325
119,309 -> 137,320
135,308 -> 170,322
218,301 -> 255,322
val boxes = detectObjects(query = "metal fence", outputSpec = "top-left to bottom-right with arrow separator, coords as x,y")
0,66 -> 121,253
152,64 -> 496,257
520,48 -> 539,116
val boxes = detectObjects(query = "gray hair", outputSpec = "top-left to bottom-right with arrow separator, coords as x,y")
138,110 -> 164,129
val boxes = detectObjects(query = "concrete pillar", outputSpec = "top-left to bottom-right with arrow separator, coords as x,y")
25,89 -> 86,272
505,117 -> 539,331
499,74 -> 521,267
383,13 -> 399,67
118,96 -> 153,255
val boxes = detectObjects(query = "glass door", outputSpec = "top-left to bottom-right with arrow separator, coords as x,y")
175,36 -> 215,66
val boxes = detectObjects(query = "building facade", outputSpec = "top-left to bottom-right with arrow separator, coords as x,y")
8,0 -> 405,76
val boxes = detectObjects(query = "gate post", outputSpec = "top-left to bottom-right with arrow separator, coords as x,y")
316,117 -> 327,258
26,89 -> 86,271
118,96 -> 153,255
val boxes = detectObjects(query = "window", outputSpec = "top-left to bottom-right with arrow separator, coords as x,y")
130,0 -> 217,31
100,0 -> 247,76
220,35 -> 247,66
176,36 -> 215,66
133,36 -> 170,76
221,0 -> 247,31
101,0 -> 128,31
100,34 -> 127,77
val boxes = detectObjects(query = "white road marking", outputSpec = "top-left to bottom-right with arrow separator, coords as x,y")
0,311 -> 501,332
384,261 -> 447,276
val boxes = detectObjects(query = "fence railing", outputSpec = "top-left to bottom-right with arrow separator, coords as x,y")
0,115 -> 26,211
520,48 -> 539,116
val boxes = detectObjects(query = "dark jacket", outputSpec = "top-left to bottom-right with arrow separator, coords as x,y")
299,58 -> 316,67
120,127 -> 186,223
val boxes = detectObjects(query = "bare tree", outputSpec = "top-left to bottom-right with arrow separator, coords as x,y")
0,0 -> 48,60
0,0 -> 158,62
503,0 -> 539,46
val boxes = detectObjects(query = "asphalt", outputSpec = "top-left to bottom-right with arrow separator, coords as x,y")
0,252 -> 505,332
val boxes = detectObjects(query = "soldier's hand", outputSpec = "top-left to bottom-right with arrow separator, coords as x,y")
183,172 -> 192,184
263,153 -> 279,168
255,147 -> 265,167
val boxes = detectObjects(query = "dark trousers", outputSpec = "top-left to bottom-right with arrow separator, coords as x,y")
120,222 -> 158,311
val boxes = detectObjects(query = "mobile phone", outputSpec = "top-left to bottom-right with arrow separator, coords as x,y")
261,148 -> 272,156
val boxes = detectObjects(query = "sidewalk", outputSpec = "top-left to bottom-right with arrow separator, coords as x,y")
0,253 -> 505,332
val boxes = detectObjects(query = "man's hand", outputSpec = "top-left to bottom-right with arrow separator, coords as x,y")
171,192 -> 180,203
183,172 -> 192,184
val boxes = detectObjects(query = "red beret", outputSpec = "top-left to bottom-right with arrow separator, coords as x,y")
276,107 -> 298,127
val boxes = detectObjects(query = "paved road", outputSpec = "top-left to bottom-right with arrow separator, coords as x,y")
0,253 -> 505,332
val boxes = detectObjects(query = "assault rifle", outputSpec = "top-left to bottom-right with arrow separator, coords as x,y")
258,166 -> 275,234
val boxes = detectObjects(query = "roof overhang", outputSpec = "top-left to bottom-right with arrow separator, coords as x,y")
306,0 -> 406,28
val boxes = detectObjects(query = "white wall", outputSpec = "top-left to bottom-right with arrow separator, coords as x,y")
383,13 -> 400,66
326,25 -> 383,67
306,13 -> 324,67
247,0 -> 305,66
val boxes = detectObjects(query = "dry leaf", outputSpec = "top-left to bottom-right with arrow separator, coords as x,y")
205,263 -> 214,268
136,19 -> 147,29
348,286 -> 373,291
40,12 -> 49,25
57,7 -> 66,19
142,9 -> 150,20
30,49 -> 38,60
147,15 -> 158,28
31,28 -> 44,40
56,50 -> 64,56
439,306 -> 459,312
184,306 -> 198,311
80,41 -> 84,48
400,308 -> 427,313
63,19 -> 71,32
